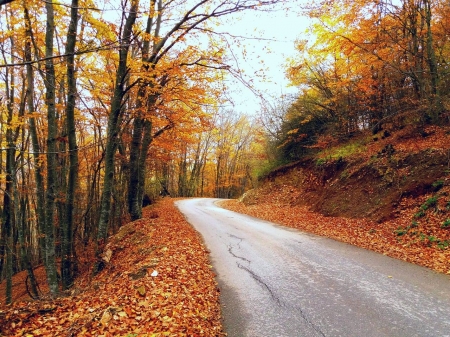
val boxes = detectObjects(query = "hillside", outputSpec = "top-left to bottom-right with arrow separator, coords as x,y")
221,125 -> 450,274
0,199 -> 224,336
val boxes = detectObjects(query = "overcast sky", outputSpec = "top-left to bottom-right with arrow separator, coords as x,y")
99,0 -> 310,116
217,2 -> 310,115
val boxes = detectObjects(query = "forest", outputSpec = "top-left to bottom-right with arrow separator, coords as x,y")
0,0 -> 449,306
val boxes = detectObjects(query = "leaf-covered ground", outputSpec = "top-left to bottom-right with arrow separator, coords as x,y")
220,196 -> 450,274
0,198 -> 224,337
2,127 -> 449,336
220,126 -> 450,275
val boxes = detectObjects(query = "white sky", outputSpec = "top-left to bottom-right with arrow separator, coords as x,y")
217,2 -> 310,115
98,0 -> 311,116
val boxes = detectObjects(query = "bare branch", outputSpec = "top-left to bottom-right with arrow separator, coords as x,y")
0,41 -> 121,68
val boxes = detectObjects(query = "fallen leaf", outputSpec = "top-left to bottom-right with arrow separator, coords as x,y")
136,285 -> 146,296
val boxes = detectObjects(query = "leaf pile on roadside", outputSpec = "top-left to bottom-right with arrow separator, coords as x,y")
0,198 -> 224,337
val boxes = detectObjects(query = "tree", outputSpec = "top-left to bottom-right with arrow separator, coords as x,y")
97,0 -> 284,245
0,0 -> 286,297
61,0 -> 79,290
285,0 -> 450,150
96,0 -> 139,258
42,0 -> 59,297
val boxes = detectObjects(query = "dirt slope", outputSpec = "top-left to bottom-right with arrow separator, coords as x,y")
221,125 -> 450,274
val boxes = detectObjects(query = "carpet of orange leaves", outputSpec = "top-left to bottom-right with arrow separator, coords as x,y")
221,178 -> 450,275
219,125 -> 450,275
1,126 -> 450,336
0,198 -> 224,337
220,197 -> 450,274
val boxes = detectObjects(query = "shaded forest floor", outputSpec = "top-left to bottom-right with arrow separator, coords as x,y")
0,198 -> 224,336
221,125 -> 450,274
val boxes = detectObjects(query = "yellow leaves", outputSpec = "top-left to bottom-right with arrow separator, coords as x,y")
136,285 -> 146,296
83,15 -> 116,44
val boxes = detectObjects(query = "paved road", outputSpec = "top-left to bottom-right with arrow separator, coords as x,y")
176,198 -> 450,337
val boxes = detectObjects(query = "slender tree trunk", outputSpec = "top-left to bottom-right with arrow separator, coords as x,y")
3,23 -> 17,303
0,5 -> 14,302
61,0 -> 79,290
128,87 -> 145,220
19,145 -> 39,299
96,0 -> 139,265
23,2 -> 46,267
43,0 -> 60,296
136,120 -> 153,206
4,97 -> 15,305
423,0 -> 442,121
128,7 -> 156,220
127,1 -> 164,220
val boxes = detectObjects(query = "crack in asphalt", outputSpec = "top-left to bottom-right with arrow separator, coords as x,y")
227,244 -> 251,263
227,234 -> 283,307
296,306 -> 327,337
226,233 -> 326,336
227,234 -> 251,263
228,233 -> 243,240
237,262 -> 283,307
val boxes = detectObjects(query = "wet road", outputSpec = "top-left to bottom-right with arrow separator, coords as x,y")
176,198 -> 450,337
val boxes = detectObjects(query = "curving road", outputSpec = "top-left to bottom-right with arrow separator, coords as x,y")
176,198 -> 450,337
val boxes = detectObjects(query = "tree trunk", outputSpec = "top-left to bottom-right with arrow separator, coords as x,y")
61,0 -> 79,290
23,1 -> 46,268
3,78 -> 15,304
423,0 -> 442,121
96,0 -> 139,265
43,0 -> 60,296
127,87 -> 145,220
2,18 -> 20,303
127,5 -> 161,220
19,151 -> 39,299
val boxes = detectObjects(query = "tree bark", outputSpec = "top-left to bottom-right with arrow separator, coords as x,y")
61,0 -> 79,290
423,0 -> 442,121
23,3 -> 46,262
43,0 -> 60,296
18,149 -> 39,299
127,4 -> 161,220
3,61 -> 15,304
96,0 -> 139,264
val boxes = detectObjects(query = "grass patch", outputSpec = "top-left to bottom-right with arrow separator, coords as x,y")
442,219 -> 450,228
317,136 -> 370,161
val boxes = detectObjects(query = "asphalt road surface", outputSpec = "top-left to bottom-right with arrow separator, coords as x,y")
176,198 -> 450,337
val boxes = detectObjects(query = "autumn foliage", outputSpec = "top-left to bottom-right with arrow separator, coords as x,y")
222,125 -> 450,274
272,0 -> 450,163
1,0 -> 450,331
0,0 -> 272,302
0,198 -> 224,336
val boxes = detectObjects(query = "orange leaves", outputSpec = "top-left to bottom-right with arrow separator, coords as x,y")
221,196 -> 450,274
220,126 -> 450,275
0,198 -> 224,336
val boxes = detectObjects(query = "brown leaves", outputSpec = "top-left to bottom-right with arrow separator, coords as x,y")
0,198 -> 224,336
221,193 -> 450,275
222,125 -> 450,275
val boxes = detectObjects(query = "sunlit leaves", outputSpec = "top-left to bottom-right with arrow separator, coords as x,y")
286,0 -> 450,148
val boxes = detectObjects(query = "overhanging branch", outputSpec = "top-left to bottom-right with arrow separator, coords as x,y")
0,41 -> 121,68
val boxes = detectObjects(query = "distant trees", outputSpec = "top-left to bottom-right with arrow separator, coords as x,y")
143,110 -> 266,200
